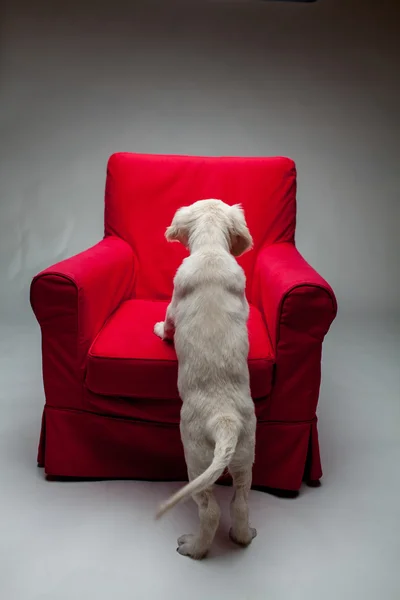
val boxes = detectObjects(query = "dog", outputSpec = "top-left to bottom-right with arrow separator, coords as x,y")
153,199 -> 257,559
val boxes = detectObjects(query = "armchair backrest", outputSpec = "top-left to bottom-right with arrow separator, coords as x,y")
104,153 -> 297,301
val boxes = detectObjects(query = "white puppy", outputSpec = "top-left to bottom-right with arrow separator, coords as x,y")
154,199 -> 257,559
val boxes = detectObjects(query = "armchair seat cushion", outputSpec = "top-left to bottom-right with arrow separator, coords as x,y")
86,299 -> 275,402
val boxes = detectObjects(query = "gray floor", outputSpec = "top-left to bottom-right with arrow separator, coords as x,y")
1,314 -> 399,600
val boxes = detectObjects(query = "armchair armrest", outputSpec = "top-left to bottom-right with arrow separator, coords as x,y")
251,242 -> 337,422
30,236 -> 135,409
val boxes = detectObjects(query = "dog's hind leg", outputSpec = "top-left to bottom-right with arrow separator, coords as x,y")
228,463 -> 257,546
176,463 -> 221,560
177,488 -> 220,559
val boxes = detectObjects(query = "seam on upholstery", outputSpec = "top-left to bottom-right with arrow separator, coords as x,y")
88,302 -> 128,357
84,391 -> 270,402
83,385 -> 271,402
44,404 -> 317,427
86,353 -> 274,363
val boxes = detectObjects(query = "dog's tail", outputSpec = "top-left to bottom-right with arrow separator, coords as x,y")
155,415 -> 241,519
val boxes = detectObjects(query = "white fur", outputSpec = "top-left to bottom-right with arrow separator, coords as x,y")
154,199 -> 257,559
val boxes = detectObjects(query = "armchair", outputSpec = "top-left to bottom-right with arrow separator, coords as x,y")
31,153 -> 336,492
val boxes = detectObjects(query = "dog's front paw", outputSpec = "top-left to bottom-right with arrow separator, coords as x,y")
154,322 -> 165,339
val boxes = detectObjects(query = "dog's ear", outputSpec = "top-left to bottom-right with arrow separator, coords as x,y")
165,206 -> 191,246
228,204 -> 253,257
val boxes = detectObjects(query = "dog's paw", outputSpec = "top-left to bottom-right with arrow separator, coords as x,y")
154,322 -> 165,339
176,534 -> 208,560
177,534 -> 194,547
229,527 -> 257,547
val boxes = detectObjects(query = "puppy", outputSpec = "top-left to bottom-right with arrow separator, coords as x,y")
154,199 -> 257,559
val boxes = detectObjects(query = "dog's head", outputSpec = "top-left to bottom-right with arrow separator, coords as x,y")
165,199 -> 253,257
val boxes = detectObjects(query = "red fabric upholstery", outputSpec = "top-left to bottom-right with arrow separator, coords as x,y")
105,153 -> 297,300
251,243 -> 337,421
42,406 -> 319,491
86,300 -> 274,401
30,237 -> 135,411
31,152 -> 337,493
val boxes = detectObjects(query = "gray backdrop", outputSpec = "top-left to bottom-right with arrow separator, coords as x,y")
1,1 -> 399,599
1,0 -> 399,321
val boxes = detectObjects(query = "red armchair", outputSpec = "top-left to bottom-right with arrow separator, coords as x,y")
31,153 -> 337,493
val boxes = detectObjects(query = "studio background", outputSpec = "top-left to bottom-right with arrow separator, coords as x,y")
1,1 -> 399,599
